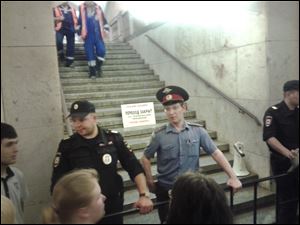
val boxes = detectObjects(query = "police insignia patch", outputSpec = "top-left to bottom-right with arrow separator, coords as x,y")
102,154 -> 112,165
265,116 -> 272,127
166,94 -> 173,100
163,88 -> 172,94
53,152 -> 61,168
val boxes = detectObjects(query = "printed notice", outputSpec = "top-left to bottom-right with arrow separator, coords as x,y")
121,102 -> 156,128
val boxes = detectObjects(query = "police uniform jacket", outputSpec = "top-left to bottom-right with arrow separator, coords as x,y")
51,126 -> 144,198
263,101 -> 299,155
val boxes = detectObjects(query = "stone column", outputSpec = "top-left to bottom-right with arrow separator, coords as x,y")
1,2 -> 64,223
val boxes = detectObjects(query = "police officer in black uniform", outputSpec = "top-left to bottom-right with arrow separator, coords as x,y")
51,100 -> 153,224
263,80 -> 299,224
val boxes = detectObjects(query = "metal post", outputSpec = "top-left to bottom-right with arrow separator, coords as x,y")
253,182 -> 258,224
230,187 -> 234,209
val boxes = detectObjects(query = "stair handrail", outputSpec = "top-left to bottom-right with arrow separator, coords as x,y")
145,35 -> 262,126
104,172 -> 296,224
60,82 -> 73,136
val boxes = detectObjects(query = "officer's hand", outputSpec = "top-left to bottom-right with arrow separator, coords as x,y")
133,197 -> 154,214
227,177 -> 242,193
286,149 -> 298,160
146,180 -> 156,193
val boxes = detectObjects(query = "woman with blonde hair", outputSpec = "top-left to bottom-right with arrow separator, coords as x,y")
1,195 -> 16,224
43,169 -> 106,224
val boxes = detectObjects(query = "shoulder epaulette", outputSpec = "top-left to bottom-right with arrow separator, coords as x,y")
187,122 -> 203,127
105,129 -> 119,134
154,125 -> 167,133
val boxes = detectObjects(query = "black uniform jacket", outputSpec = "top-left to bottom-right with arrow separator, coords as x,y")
263,101 -> 299,155
51,126 -> 144,197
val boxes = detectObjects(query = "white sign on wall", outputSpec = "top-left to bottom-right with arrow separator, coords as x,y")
121,102 -> 156,128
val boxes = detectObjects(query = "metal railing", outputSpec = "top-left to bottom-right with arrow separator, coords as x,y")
103,172 -> 297,224
228,172 -> 298,224
145,35 -> 262,126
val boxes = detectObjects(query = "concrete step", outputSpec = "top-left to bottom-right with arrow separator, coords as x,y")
230,187 -> 275,215
123,185 -> 275,224
122,172 -> 259,206
234,205 -> 276,224
64,119 -> 208,140
70,53 -> 140,61
124,140 -> 229,162
63,80 -> 165,94
66,96 -> 160,109
64,87 -> 160,102
71,58 -> 144,66
72,42 -> 128,47
122,165 -> 258,212
93,103 -> 164,119
59,64 -> 149,73
124,209 -> 160,224
75,45 -> 133,51
114,120 -> 209,140
61,75 -> 159,86
95,111 -> 196,129
74,49 -> 137,55
60,69 -> 155,78
119,151 -> 235,192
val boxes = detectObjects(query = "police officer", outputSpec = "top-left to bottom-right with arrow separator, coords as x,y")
53,1 -> 78,67
51,100 -> 153,224
263,80 -> 299,224
141,86 -> 242,223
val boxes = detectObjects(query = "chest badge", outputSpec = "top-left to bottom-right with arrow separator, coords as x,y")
102,154 -> 112,165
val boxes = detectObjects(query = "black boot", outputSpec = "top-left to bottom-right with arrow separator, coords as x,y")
65,59 -> 74,68
96,60 -> 103,77
58,53 -> 65,62
89,66 -> 96,79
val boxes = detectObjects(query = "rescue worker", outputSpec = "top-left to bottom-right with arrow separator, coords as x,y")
263,80 -> 299,224
141,86 -> 242,223
53,1 -> 78,67
78,1 -> 110,79
51,100 -> 153,224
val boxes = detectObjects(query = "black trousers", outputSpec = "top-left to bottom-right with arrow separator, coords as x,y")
99,195 -> 124,224
271,153 -> 299,224
156,182 -> 171,224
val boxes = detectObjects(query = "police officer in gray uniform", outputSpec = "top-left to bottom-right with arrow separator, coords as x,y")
141,86 -> 242,223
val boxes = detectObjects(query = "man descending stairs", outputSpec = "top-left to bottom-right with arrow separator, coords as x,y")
59,42 -> 276,224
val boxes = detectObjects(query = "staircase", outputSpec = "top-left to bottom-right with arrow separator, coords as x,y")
59,42 -> 276,224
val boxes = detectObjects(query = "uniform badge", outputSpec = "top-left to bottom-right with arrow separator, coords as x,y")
102,154 -> 112,165
53,152 -> 61,168
166,94 -> 173,100
265,116 -> 272,127
73,104 -> 79,110
99,143 -> 105,147
163,88 -> 172,94
108,141 -> 113,145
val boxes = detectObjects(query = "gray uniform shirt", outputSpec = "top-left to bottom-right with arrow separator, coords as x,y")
144,122 -> 217,189
1,166 -> 29,224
